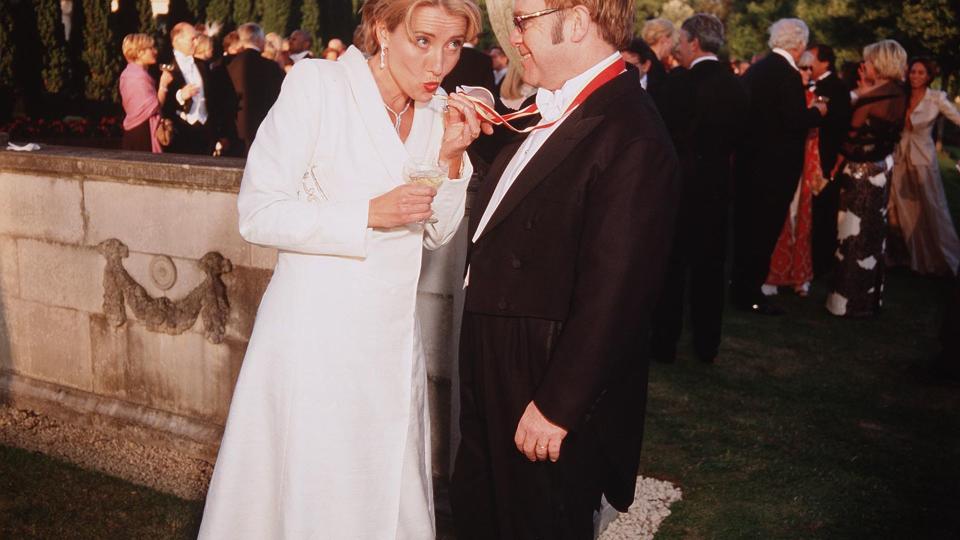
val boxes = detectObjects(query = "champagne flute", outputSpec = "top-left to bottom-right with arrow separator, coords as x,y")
403,158 -> 447,225
159,63 -> 175,72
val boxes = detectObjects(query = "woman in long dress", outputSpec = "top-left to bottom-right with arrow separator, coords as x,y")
826,40 -> 907,317
765,52 -> 821,297
197,1 -> 485,537
888,57 -> 960,276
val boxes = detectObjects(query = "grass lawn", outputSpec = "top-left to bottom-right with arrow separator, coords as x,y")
2,155 -> 959,539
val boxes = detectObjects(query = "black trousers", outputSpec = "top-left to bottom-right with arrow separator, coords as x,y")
811,177 -> 841,277
937,264 -> 960,373
651,201 -> 728,361
731,160 -> 801,303
451,313 -> 603,540
166,116 -> 213,155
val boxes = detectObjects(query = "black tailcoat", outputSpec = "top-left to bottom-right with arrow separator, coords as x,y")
452,70 -> 680,538
651,59 -> 748,361
732,51 -> 822,303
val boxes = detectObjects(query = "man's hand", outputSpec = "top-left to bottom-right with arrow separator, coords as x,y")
514,401 -> 568,463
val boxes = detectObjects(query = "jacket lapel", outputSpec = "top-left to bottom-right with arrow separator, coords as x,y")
476,112 -> 604,239
472,73 -> 635,241
340,46 -> 408,184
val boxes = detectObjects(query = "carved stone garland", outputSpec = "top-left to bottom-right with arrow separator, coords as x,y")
96,239 -> 232,344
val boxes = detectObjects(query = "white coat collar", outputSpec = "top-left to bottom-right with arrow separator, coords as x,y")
339,46 -> 414,185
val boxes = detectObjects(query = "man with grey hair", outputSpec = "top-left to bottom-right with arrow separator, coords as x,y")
226,22 -> 285,156
651,13 -> 749,363
288,29 -> 314,63
731,17 -> 826,316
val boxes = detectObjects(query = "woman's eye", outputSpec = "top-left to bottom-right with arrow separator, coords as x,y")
416,37 -> 429,47
447,40 -> 463,50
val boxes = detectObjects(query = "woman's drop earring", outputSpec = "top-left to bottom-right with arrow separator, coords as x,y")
379,47 -> 386,70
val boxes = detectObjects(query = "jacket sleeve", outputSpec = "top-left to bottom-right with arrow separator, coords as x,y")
778,74 -> 822,131
533,136 -> 680,430
237,62 -> 369,257
423,155 -> 472,251
938,91 -> 960,128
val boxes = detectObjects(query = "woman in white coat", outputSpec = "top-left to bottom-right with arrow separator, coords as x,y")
197,0 -> 487,538
889,57 -> 960,276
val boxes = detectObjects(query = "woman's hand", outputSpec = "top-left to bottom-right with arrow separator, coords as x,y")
438,93 -> 493,174
159,70 -> 174,90
368,184 -> 437,229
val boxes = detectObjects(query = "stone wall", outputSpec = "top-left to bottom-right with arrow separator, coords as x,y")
0,146 -> 466,493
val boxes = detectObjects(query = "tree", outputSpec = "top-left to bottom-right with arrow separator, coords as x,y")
233,0 -> 259,24
138,0 -> 159,36
206,0 -> 234,26
80,0 -> 121,102
261,0 -> 294,36
0,7 -> 15,91
37,0 -> 71,94
300,0 -> 321,48
661,0 -> 694,25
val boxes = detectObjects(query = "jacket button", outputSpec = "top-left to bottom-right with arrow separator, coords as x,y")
512,257 -> 522,269
498,298 -> 508,311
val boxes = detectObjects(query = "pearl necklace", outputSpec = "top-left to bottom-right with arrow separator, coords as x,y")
384,99 -> 412,133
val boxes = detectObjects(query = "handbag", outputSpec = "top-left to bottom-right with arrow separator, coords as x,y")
156,118 -> 173,147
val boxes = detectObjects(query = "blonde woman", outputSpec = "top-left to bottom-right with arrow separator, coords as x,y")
197,0 -> 486,537
827,40 -> 908,317
118,33 -> 172,152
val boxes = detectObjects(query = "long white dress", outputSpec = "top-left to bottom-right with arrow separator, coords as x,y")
197,46 -> 471,539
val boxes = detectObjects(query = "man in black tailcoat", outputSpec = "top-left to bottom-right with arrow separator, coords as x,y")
450,0 -> 680,537
808,43 -> 853,277
226,23 -> 285,157
651,13 -> 748,363
731,18 -> 826,315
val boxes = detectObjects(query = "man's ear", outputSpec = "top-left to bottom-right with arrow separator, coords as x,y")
567,5 -> 593,43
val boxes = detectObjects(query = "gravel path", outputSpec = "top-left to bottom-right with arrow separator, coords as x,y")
598,477 -> 683,539
0,404 -> 212,500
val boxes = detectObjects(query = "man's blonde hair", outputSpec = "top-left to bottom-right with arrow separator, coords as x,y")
864,39 -> 907,81
542,0 -> 635,50
355,0 -> 482,55
122,33 -> 154,63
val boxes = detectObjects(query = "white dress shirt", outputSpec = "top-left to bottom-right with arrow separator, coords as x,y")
290,51 -> 311,63
472,51 -> 623,242
173,50 -> 208,125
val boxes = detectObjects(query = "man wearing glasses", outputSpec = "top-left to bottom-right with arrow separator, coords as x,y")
451,1 -> 680,538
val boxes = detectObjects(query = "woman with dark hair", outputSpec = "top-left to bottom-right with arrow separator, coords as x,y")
826,40 -> 908,317
888,57 -> 960,276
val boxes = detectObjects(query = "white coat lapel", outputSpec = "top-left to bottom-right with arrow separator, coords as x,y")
340,46 -> 409,184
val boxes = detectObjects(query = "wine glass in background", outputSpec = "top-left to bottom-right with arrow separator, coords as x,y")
159,63 -> 175,73
403,158 -> 448,225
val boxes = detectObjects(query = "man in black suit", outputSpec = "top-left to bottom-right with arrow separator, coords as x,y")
226,23 -> 285,157
808,44 -> 853,277
450,0 -> 680,537
441,38 -> 496,96
651,14 -> 748,364
731,18 -> 826,314
163,22 -> 222,155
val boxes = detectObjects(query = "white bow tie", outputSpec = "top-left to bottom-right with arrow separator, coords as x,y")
535,88 -> 565,122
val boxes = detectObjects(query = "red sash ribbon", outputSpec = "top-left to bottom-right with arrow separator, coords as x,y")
459,57 -> 626,133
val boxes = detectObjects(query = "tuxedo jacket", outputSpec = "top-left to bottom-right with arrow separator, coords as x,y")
656,59 -> 748,206
226,49 -> 285,155
813,71 -> 853,176
464,72 -> 680,506
161,59 -> 232,143
737,52 -> 822,190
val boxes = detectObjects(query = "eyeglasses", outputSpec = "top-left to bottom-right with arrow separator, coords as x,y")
799,66 -> 813,71
512,8 -> 561,33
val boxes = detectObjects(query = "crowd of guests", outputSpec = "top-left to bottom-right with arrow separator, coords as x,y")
117,13 -> 959,366
616,15 -> 960,366
119,23 -> 345,158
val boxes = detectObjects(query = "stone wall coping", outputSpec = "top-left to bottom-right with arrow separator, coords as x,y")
0,145 -> 245,193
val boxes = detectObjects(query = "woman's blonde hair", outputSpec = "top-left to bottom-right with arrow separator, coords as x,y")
864,39 -> 907,81
355,0 -> 482,55
194,34 -> 214,60
122,33 -> 154,63
641,17 -> 675,48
